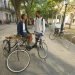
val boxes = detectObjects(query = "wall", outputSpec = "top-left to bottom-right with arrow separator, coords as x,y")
0,0 -> 16,24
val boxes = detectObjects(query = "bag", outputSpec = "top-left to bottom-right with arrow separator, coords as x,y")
27,34 -> 32,43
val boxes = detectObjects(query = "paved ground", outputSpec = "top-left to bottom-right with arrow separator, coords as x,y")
0,23 -> 75,75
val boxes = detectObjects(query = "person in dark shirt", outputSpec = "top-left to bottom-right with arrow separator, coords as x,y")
17,14 -> 30,37
17,14 -> 32,50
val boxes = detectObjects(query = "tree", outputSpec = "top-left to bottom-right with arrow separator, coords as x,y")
10,0 -> 23,21
63,4 -> 75,29
37,0 -> 58,18
10,0 -> 63,20
23,0 -> 35,17
21,0 -> 41,17
36,0 -> 63,18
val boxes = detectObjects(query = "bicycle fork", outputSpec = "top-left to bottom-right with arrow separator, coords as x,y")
16,43 -> 20,61
8,40 -> 11,53
39,39 -> 43,48
17,51 -> 20,61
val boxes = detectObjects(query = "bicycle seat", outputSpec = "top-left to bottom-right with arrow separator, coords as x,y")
5,36 -> 13,39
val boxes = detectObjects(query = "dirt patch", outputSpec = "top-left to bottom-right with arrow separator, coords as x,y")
64,27 -> 75,44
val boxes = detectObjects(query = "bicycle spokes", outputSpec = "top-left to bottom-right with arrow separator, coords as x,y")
38,42 -> 48,59
7,50 -> 30,72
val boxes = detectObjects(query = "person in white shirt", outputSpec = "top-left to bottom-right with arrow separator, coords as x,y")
32,10 -> 45,48
54,23 -> 61,34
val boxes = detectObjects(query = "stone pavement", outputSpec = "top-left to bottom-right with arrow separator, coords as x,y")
0,23 -> 75,75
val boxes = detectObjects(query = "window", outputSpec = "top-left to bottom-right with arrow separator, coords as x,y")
4,0 -> 6,8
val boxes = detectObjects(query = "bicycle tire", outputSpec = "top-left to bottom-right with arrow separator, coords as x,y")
38,42 -> 48,59
59,32 -> 64,39
49,32 -> 55,40
3,40 -> 10,57
7,50 -> 30,72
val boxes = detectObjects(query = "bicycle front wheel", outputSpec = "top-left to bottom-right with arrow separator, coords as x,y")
38,42 -> 48,59
7,50 -> 30,72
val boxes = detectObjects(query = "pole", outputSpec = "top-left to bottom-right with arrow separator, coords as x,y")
60,4 -> 67,33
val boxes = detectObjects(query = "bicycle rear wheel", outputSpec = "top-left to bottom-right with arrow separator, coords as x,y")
59,32 -> 64,39
7,50 -> 30,72
38,42 -> 48,59
3,40 -> 10,57
49,32 -> 55,40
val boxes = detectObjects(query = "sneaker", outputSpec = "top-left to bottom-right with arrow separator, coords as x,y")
32,44 -> 37,48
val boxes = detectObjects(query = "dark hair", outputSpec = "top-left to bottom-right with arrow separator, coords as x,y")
36,10 -> 41,14
21,14 -> 25,19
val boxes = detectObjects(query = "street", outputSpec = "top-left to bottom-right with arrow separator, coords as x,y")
0,23 -> 75,75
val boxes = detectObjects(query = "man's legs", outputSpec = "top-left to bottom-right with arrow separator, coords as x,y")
23,33 -> 32,50
32,33 -> 43,48
22,32 -> 28,37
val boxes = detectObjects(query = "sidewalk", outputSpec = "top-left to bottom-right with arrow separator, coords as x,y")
45,34 -> 75,67
0,23 -> 17,41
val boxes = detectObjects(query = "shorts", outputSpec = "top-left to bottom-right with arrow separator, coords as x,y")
35,32 -> 43,39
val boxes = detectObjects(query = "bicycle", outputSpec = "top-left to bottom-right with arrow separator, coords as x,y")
3,34 -> 48,73
49,24 -> 64,40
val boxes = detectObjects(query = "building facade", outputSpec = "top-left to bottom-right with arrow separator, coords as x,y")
0,0 -> 16,24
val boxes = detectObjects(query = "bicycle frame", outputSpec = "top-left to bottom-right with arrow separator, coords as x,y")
7,37 -> 27,53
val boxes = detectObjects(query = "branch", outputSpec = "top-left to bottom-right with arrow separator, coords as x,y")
30,0 -> 34,10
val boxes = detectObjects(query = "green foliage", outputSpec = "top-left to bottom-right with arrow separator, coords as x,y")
34,0 -> 58,18
10,0 -> 63,19
53,0 -> 63,2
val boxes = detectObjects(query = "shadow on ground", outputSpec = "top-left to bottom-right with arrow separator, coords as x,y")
0,41 -> 75,75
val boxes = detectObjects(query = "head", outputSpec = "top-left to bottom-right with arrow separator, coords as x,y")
36,10 -> 41,18
21,14 -> 27,21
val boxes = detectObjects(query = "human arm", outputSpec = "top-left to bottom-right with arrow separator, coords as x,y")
25,20 -> 30,34
42,19 -> 45,35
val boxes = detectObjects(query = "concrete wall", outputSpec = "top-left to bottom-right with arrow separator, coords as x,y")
0,0 -> 3,7
0,0 -> 9,8
0,0 -> 16,24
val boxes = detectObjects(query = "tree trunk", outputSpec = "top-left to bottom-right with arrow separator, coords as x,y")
69,13 -> 74,29
10,0 -> 21,23
69,24 -> 71,29
16,9 -> 21,22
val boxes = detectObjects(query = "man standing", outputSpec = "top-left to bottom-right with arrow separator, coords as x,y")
33,10 -> 45,47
